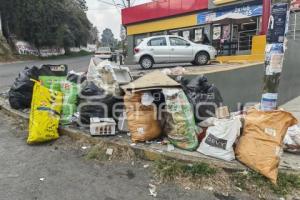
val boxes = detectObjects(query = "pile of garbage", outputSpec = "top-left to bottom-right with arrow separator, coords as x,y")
7,57 -> 300,184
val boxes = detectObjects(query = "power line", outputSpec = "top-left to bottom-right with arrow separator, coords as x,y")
97,0 -> 119,6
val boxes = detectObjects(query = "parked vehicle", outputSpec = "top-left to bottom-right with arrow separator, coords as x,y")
95,47 -> 112,60
134,35 -> 217,69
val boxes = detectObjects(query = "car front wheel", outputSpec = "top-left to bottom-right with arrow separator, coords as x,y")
195,52 -> 209,65
140,56 -> 154,69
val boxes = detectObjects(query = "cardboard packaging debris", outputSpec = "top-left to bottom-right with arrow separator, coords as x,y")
122,70 -> 180,91
235,109 -> 298,184
124,92 -> 161,143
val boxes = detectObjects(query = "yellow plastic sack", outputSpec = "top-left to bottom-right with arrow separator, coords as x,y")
27,81 -> 63,144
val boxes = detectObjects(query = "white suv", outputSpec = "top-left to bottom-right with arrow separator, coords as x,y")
134,35 -> 217,69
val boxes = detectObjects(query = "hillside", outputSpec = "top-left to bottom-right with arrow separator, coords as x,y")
0,35 -> 14,62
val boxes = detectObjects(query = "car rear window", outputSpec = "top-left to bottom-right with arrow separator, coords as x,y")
148,37 -> 167,46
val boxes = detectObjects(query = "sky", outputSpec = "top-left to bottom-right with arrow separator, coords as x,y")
86,0 -> 151,40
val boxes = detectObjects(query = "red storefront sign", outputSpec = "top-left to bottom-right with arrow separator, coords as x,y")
291,0 -> 300,11
121,0 -> 208,25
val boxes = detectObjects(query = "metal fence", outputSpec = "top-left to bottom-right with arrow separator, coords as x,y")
287,11 -> 300,41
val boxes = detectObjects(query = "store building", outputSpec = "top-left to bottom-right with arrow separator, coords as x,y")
121,0 -> 268,64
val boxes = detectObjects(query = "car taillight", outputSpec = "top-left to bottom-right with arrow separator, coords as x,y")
134,48 -> 140,54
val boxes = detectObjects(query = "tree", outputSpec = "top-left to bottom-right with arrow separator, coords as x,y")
0,0 -> 92,53
75,0 -> 88,11
101,28 -> 116,48
88,26 -> 99,44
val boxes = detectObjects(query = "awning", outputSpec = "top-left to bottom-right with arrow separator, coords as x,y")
212,12 -> 252,24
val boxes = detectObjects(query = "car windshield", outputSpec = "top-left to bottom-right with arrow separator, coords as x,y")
98,47 -> 111,52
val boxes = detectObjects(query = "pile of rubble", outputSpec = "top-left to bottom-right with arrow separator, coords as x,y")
7,57 -> 300,184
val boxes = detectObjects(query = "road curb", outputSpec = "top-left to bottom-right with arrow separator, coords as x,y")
0,97 -> 299,173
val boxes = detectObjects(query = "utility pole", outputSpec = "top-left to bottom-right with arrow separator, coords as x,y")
260,0 -> 291,110
0,13 -> 2,36
127,0 -> 130,7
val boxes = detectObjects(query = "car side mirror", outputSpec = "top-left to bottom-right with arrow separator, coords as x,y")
186,43 -> 191,46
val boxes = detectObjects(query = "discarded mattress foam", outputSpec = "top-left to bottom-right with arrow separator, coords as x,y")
87,58 -> 132,96
235,108 -> 298,184
197,117 -> 242,161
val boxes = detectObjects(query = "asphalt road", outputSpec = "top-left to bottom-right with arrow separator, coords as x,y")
0,55 -> 210,91
0,55 -> 92,91
0,111 -> 231,200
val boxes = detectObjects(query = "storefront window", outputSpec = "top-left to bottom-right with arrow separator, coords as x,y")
182,30 -> 190,40
222,25 -> 231,41
213,26 -> 221,40
194,28 -> 203,42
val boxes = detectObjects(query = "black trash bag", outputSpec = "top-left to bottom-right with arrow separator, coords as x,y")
67,71 -> 87,84
78,81 -> 117,125
181,76 -> 223,122
39,64 -> 68,76
8,66 -> 39,109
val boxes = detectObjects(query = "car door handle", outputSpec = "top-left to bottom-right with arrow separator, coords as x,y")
150,48 -> 154,51
171,48 -> 175,51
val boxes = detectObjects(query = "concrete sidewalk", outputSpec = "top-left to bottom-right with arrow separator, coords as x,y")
281,96 -> 300,121
0,95 -> 299,172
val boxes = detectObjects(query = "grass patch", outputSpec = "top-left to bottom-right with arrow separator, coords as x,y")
85,144 -> 109,161
154,159 -> 217,182
0,50 -> 92,63
85,142 -> 135,162
231,170 -> 300,196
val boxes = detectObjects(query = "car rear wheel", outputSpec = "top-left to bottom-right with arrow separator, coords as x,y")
195,52 -> 209,65
140,56 -> 154,69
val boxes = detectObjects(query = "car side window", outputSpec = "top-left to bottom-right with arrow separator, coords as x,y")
147,37 -> 167,46
169,37 -> 189,46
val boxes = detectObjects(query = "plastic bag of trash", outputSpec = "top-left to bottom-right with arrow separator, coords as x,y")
197,117 -> 242,161
27,81 -> 63,144
235,109 -> 298,184
181,76 -> 223,123
87,59 -> 121,96
60,81 -> 79,125
124,92 -> 161,143
283,125 -> 300,152
39,64 -> 68,92
162,89 -> 199,151
79,81 -> 116,125
8,66 -> 39,109
67,71 -> 86,84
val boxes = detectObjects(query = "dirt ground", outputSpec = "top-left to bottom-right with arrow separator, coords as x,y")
0,111 -> 260,200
